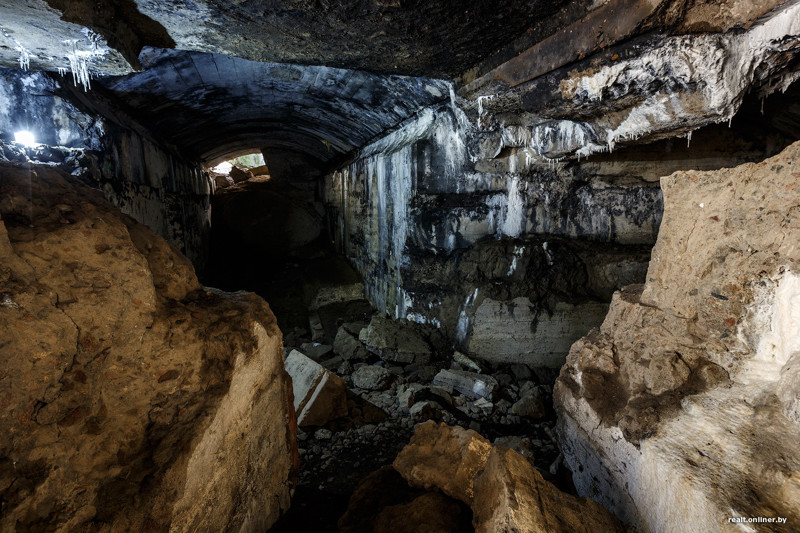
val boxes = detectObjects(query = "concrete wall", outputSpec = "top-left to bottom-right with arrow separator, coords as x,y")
0,68 -> 212,274
96,127 -> 212,273
324,102 -> 659,367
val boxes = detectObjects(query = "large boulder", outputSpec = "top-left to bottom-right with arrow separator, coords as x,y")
360,316 -> 432,364
555,141 -> 800,532
393,422 -> 626,532
284,350 -> 348,426
338,466 -> 472,533
472,446 -> 625,533
334,323 -> 370,361
0,163 -> 297,532
393,422 -> 492,503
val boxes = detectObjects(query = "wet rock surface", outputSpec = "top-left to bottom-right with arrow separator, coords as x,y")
555,141 -> 800,532
0,163 -> 296,532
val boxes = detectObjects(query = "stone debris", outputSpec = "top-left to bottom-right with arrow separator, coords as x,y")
314,428 -> 333,440
453,350 -> 485,373
334,323 -> 370,361
285,349 -> 348,427
394,422 -> 626,533
360,315 -> 432,364
275,269 -> 570,531
228,164 -> 252,183
351,365 -> 394,391
511,394 -> 546,419
299,341 -> 334,361
433,368 -> 499,400
310,282 -> 366,310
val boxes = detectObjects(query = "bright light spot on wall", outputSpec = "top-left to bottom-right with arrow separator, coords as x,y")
14,130 -> 38,148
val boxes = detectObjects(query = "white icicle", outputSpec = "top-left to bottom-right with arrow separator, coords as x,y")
18,49 -> 30,70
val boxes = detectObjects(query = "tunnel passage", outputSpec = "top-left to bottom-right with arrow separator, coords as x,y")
3,1 -> 800,532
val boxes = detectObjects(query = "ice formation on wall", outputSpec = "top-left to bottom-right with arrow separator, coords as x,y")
501,174 -> 524,237
1,26 -> 33,71
65,32 -> 107,91
456,288 -> 480,344
555,0 -> 800,158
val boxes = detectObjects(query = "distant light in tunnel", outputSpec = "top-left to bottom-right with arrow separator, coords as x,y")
14,130 -> 37,148
211,161 -> 233,174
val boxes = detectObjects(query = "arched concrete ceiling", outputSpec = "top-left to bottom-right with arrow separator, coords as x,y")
99,48 -> 451,164
0,0 -> 592,78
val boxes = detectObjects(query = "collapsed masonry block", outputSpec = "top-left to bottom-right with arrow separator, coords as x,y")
285,349 -> 348,427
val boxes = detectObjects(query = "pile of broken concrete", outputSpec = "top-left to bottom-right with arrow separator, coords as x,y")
283,306 -> 566,494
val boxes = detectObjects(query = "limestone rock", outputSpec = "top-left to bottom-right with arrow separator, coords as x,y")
393,421 -> 493,503
511,395 -> 546,419
229,164 -> 252,183
433,369 -> 498,401
393,422 -> 626,533
555,141 -> 800,532
285,349 -> 348,427
408,401 -> 444,421
373,492 -> 472,533
334,324 -> 370,361
472,446 -> 627,533
338,466 -> 472,533
351,365 -> 394,391
453,350 -> 485,373
212,173 -> 233,189
0,163 -> 296,532
299,342 -> 334,362
309,282 -> 366,310
360,316 -> 432,364
397,387 -> 416,413
492,436 -> 536,465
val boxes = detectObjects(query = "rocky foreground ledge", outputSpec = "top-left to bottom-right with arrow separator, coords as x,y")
339,421 -> 627,533
0,163 -> 297,532
555,141 -> 800,532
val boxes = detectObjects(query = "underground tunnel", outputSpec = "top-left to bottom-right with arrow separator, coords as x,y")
1,1 -> 800,532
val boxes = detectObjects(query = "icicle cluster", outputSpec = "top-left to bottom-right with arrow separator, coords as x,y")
17,48 -> 30,71
66,40 -> 93,91
2,25 -> 34,71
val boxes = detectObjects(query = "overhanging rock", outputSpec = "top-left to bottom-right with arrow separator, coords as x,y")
554,140 -> 800,532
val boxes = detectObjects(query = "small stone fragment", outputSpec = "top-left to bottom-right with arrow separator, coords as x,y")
299,342 -> 333,361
